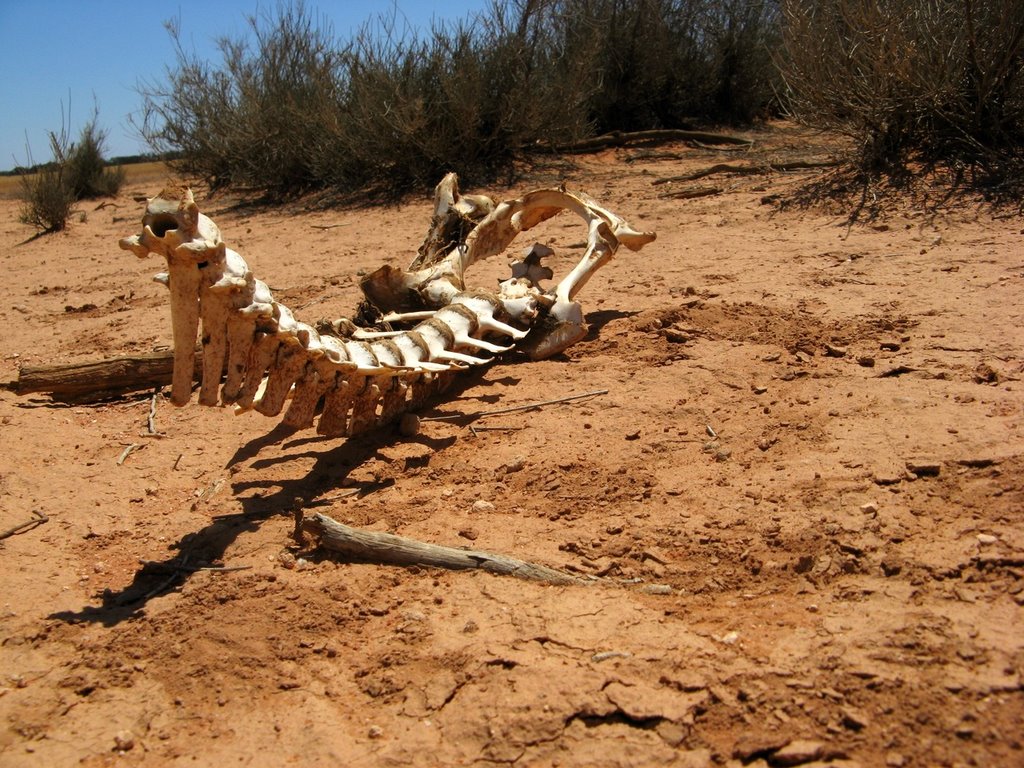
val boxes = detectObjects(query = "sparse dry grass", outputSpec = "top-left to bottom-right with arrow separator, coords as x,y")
0,161 -> 171,201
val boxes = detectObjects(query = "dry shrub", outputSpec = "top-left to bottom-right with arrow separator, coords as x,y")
19,114 -> 124,233
777,0 -> 1024,198
138,0 -> 781,200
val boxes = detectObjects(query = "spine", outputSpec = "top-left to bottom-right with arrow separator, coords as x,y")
119,177 -> 655,437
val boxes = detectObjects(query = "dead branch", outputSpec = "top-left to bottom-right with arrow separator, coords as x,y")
303,512 -> 584,585
653,159 -> 839,186
557,129 -> 753,154
139,560 -> 252,573
0,509 -> 49,541
657,187 -> 723,200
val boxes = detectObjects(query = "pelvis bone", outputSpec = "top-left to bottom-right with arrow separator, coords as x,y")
119,174 -> 655,436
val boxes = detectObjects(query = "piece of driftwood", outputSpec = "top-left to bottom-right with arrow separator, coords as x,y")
558,129 -> 753,154
302,512 -> 583,585
11,349 -> 203,402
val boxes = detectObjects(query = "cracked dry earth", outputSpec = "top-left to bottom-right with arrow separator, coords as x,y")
1,124 -> 1022,767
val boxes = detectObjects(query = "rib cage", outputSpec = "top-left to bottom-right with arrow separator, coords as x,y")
119,174 -> 656,437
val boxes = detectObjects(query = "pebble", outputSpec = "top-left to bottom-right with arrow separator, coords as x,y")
398,413 -> 420,436
860,501 -> 879,515
840,705 -> 870,730
503,456 -> 526,473
905,460 -> 941,477
113,731 -> 135,752
471,500 -> 495,513
976,533 -> 998,545
367,725 -> 384,739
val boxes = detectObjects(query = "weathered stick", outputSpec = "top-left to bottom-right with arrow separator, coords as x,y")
12,349 -> 203,402
303,512 -> 583,585
0,510 -> 49,541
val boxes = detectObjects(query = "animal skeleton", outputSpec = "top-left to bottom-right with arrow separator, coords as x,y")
119,174 -> 655,436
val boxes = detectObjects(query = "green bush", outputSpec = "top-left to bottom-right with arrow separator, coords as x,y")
777,0 -> 1024,187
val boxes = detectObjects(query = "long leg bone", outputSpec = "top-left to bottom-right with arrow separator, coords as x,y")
119,176 -> 655,437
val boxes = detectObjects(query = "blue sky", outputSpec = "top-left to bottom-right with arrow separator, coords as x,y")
0,1 -> 487,171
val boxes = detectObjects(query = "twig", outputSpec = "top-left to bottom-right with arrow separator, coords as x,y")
117,443 -> 143,465
310,223 -> 350,230
0,509 -> 49,540
139,560 -> 252,573
421,389 -> 608,422
147,390 -> 159,434
303,512 -> 583,585
138,553 -> 190,602
172,453 -> 183,471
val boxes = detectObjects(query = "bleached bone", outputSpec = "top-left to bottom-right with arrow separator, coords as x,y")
120,175 -> 654,437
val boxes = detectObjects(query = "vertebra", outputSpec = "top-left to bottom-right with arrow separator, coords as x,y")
119,174 -> 655,436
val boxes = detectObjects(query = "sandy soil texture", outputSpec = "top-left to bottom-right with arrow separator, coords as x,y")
1,124 -> 1022,767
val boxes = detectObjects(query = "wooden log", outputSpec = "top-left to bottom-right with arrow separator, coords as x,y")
11,348 -> 203,403
302,512 -> 584,585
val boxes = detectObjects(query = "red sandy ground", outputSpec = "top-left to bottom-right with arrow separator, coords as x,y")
0,124 -> 1021,767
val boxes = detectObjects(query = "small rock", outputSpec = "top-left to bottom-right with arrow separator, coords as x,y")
367,725 -> 384,739
278,551 -> 297,569
860,501 -> 879,515
471,500 -> 495,513
113,731 -> 135,752
503,456 -> 526,473
905,460 -> 941,477
824,344 -> 847,358
856,355 -> 876,367
880,341 -> 901,351
885,752 -> 905,767
718,631 -> 740,645
840,705 -> 870,730
752,384 -> 768,395
771,739 -> 824,766
458,527 -> 479,541
462,620 -> 479,633
873,471 -> 903,486
976,533 -> 998,545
